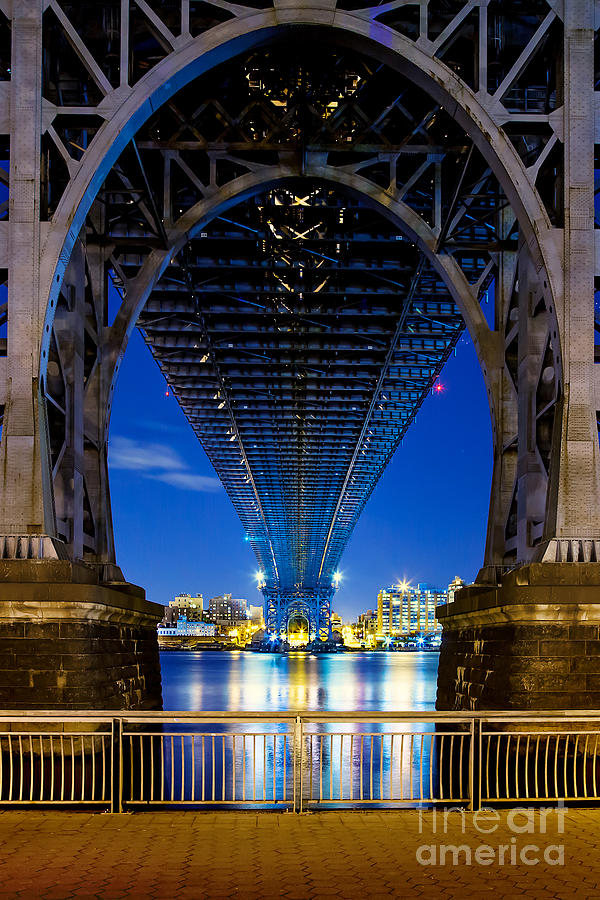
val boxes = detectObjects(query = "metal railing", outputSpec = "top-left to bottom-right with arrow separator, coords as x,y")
1,711 -> 600,811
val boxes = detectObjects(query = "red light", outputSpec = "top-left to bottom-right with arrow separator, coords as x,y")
434,382 -> 444,394
165,390 -> 170,397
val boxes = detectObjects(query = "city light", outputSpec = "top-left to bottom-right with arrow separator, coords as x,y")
332,571 -> 342,587
398,579 -> 410,592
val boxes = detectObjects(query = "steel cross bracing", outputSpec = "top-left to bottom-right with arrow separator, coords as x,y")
137,190 -> 465,605
34,13 -> 565,631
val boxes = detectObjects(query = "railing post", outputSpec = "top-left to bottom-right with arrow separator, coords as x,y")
293,715 -> 303,813
111,717 -> 123,814
470,716 -> 481,812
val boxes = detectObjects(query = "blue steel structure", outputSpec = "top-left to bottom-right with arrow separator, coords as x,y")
3,0 -> 598,709
139,186 -> 465,638
123,43 -> 500,638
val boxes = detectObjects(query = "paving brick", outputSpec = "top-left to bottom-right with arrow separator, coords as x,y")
0,809 -> 598,898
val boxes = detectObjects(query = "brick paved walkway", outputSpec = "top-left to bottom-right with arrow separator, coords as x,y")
0,809 -> 598,898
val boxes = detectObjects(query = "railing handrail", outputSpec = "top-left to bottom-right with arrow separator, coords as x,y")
1,709 -> 600,722
2,710 -> 600,812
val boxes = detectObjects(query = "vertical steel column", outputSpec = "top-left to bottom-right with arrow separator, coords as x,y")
481,211 -> 518,573
0,1 -> 48,535
516,242 -> 550,561
554,1 -> 600,539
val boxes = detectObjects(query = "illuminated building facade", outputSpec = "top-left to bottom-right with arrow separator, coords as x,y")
447,576 -> 466,604
169,593 -> 204,611
330,613 -> 343,632
248,605 -> 265,627
377,584 -> 447,638
207,594 -> 248,626
158,615 -> 216,638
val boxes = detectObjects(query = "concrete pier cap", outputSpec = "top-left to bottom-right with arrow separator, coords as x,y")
0,558 -> 163,710
436,564 -> 600,712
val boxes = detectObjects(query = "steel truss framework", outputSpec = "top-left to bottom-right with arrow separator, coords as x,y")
0,1 -> 599,638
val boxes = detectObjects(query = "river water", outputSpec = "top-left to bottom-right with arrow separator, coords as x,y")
149,652 -> 446,805
160,650 -> 440,711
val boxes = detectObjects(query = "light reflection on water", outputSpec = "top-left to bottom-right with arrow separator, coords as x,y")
150,652 -> 449,805
160,650 -> 440,712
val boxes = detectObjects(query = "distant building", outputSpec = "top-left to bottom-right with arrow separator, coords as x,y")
169,592 -> 203,611
356,610 -> 377,645
158,614 -> 216,638
248,604 -> 265,626
377,583 -> 447,638
447,576 -> 465,604
331,612 -> 343,630
207,593 -> 248,625
161,592 -> 204,626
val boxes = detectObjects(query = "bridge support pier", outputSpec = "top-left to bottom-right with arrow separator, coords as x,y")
0,558 -> 163,710
436,565 -> 600,711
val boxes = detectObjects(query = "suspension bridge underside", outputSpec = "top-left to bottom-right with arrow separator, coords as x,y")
138,184 -> 465,639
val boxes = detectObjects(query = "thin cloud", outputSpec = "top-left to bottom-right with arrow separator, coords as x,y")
109,435 -> 221,493
147,471 -> 221,493
133,419 -> 189,437
109,436 -> 186,472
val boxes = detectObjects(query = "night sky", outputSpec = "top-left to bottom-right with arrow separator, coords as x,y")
108,320 -> 492,620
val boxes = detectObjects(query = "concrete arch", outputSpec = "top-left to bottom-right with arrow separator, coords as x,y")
39,8 -> 561,371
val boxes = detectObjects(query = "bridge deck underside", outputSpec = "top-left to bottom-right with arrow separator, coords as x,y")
136,188 -> 465,595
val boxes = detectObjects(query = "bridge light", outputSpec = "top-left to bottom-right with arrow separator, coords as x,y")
255,570 -> 266,589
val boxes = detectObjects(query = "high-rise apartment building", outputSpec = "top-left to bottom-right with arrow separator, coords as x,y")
376,583 -> 448,637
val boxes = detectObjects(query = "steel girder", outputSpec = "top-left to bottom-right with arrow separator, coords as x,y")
37,10 -> 566,585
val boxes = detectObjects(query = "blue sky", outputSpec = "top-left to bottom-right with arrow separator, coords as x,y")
108,325 -> 491,620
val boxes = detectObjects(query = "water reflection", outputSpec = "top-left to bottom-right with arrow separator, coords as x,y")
160,650 -> 440,712
141,652 -> 452,807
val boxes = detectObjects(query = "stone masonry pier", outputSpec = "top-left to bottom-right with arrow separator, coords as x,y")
437,564 -> 600,711
0,560 -> 162,710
